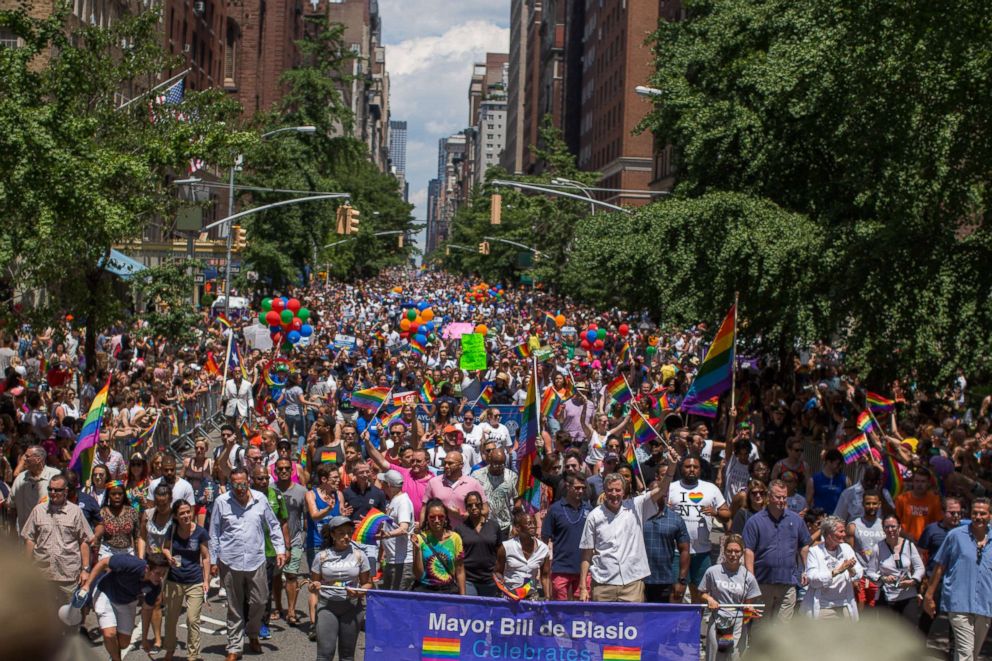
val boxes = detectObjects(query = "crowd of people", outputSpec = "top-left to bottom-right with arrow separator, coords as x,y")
4,267 -> 992,661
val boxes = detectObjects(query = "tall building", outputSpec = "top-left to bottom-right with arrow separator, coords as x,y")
501,0 -> 528,174
577,0 -> 659,206
426,134 -> 469,254
467,53 -> 508,186
389,120 -> 408,201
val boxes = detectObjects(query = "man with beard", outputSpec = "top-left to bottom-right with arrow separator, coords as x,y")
148,455 -> 194,507
668,455 -> 730,602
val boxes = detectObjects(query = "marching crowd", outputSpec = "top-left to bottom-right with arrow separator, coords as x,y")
4,268 -> 992,661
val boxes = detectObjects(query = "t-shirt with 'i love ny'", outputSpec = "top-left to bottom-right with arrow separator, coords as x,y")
668,479 -> 726,554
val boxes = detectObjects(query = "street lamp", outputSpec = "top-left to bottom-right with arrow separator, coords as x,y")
635,85 -> 664,98
222,125 -> 316,317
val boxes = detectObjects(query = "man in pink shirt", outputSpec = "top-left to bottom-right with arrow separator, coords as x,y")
364,437 -> 433,520
422,450 -> 488,527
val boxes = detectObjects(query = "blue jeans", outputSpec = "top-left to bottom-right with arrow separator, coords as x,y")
286,414 -> 306,452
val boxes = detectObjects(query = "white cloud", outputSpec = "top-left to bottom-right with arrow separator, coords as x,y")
379,6 -> 509,233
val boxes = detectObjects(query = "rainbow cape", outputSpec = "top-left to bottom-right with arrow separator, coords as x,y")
866,391 -> 895,414
516,368 -> 541,512
351,387 -> 391,411
680,305 -> 736,412
606,375 -> 632,404
838,433 -> 871,464
69,376 -> 111,483
352,508 -> 394,544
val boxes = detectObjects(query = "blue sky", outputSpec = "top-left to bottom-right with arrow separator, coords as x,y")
378,1 -> 510,250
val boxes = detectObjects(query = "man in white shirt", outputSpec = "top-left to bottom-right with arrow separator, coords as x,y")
223,372 -> 253,425
668,454 -> 731,601
147,455 -> 195,506
578,453 -> 676,602
378,470 -> 415,591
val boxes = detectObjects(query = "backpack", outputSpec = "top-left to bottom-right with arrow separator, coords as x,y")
214,444 -> 245,469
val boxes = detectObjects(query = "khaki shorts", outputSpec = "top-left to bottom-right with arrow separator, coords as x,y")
283,545 -> 304,576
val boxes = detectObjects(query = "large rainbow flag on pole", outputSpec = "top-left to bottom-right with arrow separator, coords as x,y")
517,361 -> 541,512
680,305 -> 736,412
69,375 -> 112,483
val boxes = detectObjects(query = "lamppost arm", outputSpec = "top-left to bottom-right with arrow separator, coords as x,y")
204,194 -> 350,231
483,236 -> 546,257
490,179 -> 632,214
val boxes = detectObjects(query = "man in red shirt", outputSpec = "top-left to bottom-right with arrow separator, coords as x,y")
895,467 -> 943,541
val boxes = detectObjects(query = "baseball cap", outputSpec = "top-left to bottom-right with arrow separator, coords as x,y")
377,469 -> 404,487
443,425 -> 457,434
327,515 -> 353,530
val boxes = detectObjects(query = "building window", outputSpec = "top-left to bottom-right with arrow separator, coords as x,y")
0,27 -> 21,49
224,23 -> 237,87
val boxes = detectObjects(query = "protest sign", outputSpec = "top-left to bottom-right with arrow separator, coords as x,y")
333,333 -> 357,350
460,333 -> 487,371
443,322 -> 475,340
367,591 -> 701,661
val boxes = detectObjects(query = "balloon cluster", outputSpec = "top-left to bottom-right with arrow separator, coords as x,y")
580,323 -> 607,353
465,282 -> 503,304
259,297 -> 314,351
398,301 -> 437,345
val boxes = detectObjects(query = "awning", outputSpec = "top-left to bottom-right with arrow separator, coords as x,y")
101,249 -> 147,279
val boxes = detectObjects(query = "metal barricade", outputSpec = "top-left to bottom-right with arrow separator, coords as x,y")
114,384 -> 226,460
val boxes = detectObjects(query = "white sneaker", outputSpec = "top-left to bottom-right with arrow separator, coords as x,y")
218,587 -> 227,598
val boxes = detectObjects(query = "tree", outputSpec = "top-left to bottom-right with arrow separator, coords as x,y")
131,260 -> 199,344
0,4 -> 252,368
640,0 -> 992,381
238,18 -> 415,288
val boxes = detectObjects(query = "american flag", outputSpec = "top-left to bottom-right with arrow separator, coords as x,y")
150,79 -> 203,174
156,79 -> 185,105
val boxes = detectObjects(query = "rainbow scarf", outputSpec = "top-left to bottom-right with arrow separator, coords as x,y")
680,304 -> 736,411
69,376 -> 111,483
866,391 -> 895,414
352,508 -> 394,544
351,387 -> 391,411
838,433 -> 871,464
606,375 -> 632,404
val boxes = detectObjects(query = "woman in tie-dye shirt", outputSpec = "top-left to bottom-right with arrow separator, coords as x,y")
413,498 -> 465,594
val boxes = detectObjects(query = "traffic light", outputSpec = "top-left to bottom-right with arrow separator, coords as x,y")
478,241 -> 490,255
335,205 -> 347,235
490,193 -> 502,225
231,225 -> 247,251
347,206 -> 360,234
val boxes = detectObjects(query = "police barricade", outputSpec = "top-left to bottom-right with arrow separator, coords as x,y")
367,590 -> 702,661
115,384 -> 225,459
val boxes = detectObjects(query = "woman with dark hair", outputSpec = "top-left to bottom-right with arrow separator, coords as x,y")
731,480 -> 767,534
494,508 -> 551,600
412,498 -> 465,594
161,500 -> 210,661
866,513 -> 924,618
93,479 -> 140,558
126,452 -> 150,514
309,515 -> 371,661
433,399 -> 455,430
453,490 -> 503,596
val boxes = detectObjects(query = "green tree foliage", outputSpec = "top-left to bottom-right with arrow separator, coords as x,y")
565,192 -> 827,357
131,260 -> 199,344
239,18 -> 414,288
0,3 -> 251,366
630,0 -> 992,381
440,118 -> 597,289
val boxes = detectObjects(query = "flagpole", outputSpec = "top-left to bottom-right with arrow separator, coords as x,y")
729,291 -> 739,432
533,356 -> 541,444
221,330 -> 234,386
626,392 -> 672,453
117,68 -> 191,111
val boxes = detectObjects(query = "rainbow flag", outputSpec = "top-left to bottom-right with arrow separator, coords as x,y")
856,410 -> 877,435
352,387 -> 391,411
866,391 -> 895,414
653,391 -> 672,416
680,304 -> 736,412
419,380 -> 435,404
494,575 -> 533,601
619,342 -> 631,363
475,384 -> 494,408
319,450 -> 339,465
381,407 -> 403,428
684,395 -> 719,418
410,338 -> 426,356
240,420 -> 252,440
204,352 -> 220,376
422,637 -> 460,660
169,409 -> 180,437
130,414 -> 158,449
603,646 -> 641,661
69,376 -> 111,483
512,342 -> 531,359
838,433 -> 871,464
544,312 -> 557,328
883,448 -> 908,496
624,443 -> 640,477
391,391 -> 418,406
631,408 -> 659,445
606,375 -> 632,404
517,367 -> 541,512
540,386 -> 561,418
352,508 -> 394,544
